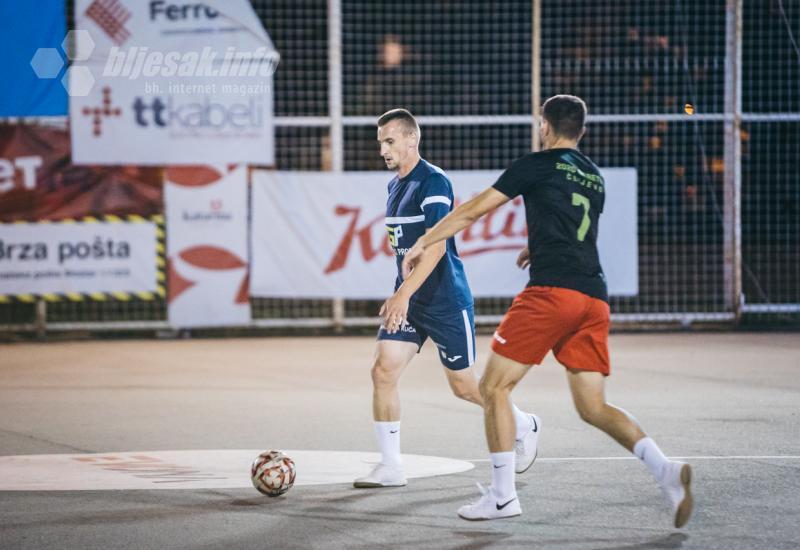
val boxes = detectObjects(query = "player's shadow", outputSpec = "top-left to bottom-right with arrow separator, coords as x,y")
229,489 -> 379,509
598,532 -> 688,550
450,530 -> 514,549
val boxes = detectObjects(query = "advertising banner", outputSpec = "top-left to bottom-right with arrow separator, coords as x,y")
0,123 -> 162,223
0,217 -> 162,302
251,170 -> 638,299
0,3 -> 67,116
165,165 -> 250,327
70,0 -> 278,165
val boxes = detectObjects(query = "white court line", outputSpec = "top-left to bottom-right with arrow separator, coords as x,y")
466,455 -> 800,462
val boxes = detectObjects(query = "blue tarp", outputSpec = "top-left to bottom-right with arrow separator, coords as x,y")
0,1 -> 68,116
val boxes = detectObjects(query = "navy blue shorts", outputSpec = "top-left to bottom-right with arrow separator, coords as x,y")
377,305 -> 475,370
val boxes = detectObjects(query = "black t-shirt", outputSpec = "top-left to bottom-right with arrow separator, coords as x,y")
493,148 -> 608,302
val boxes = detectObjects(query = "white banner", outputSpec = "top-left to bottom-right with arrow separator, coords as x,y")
165,165 -> 250,327
0,220 -> 158,297
70,0 -> 277,165
251,170 -> 638,300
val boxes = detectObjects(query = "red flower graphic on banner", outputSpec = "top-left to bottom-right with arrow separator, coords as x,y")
180,246 -> 246,270
235,273 -> 250,305
167,257 -> 196,304
170,246 -> 249,306
166,166 -> 225,187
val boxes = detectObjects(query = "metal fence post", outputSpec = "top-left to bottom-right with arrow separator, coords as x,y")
35,298 -> 47,339
723,0 -> 743,321
329,0 -> 346,330
531,0 -> 541,152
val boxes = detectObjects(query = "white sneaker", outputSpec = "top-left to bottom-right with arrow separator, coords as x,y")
458,483 -> 521,521
353,463 -> 407,488
659,461 -> 693,528
514,414 -> 541,474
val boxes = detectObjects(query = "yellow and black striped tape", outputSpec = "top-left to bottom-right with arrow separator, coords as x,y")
0,215 -> 166,303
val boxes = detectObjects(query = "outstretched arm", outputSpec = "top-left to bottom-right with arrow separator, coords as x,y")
380,232 -> 445,333
401,187 -> 511,278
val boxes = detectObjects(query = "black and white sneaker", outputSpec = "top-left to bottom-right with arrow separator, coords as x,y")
514,414 -> 541,474
458,483 -> 521,520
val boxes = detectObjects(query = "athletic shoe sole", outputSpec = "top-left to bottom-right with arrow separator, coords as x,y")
674,463 -> 693,528
516,449 -> 537,474
353,480 -> 407,489
458,511 -> 521,521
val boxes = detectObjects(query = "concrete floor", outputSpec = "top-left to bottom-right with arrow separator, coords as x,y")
1,333 -> 799,549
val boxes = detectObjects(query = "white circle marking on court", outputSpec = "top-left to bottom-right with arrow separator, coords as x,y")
0,450 -> 474,491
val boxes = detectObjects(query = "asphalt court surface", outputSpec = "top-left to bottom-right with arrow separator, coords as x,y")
1,333 -> 799,549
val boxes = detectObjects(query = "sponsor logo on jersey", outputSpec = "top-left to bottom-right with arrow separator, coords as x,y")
386,224 -> 403,248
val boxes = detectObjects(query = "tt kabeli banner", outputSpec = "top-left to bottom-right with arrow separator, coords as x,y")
165,165 -> 250,328
0,218 -> 161,301
0,123 -> 162,222
70,0 -> 279,165
251,170 -> 638,299
0,2 -> 67,116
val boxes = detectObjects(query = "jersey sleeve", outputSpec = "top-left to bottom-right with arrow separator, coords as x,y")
492,155 -> 537,199
419,173 -> 454,228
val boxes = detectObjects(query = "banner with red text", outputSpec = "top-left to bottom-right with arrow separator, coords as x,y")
251,170 -> 638,299
165,165 -> 250,327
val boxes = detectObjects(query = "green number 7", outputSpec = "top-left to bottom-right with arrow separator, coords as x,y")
571,192 -> 591,242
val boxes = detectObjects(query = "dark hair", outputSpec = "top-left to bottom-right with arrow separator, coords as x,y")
542,95 -> 587,140
377,108 -> 420,138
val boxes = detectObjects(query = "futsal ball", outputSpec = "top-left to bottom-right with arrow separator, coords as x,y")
251,450 -> 296,496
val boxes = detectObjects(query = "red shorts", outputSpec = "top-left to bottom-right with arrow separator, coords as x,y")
490,286 -> 611,375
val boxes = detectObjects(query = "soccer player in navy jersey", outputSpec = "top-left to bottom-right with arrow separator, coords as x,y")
353,109 -> 540,488
403,96 -> 693,526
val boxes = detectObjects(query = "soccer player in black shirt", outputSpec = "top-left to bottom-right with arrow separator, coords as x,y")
403,95 -> 693,526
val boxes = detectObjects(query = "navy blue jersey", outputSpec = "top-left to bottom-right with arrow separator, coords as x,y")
385,159 -> 473,312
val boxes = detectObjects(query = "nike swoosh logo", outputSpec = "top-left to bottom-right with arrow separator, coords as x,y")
389,430 -> 398,434
531,417 -> 538,433
493,464 -> 506,469
447,355 -> 462,362
496,497 -> 517,510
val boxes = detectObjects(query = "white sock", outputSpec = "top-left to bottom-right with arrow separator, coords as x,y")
374,421 -> 402,467
489,451 -> 516,501
511,404 -> 533,440
633,436 -> 670,482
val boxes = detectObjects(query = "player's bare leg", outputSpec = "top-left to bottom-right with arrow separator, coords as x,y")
479,354 -> 530,452
444,365 -> 483,405
354,340 -> 417,488
458,352 -> 532,520
565,368 -> 644,449
444,364 -> 540,473
566,368 -> 693,528
371,340 -> 417,421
